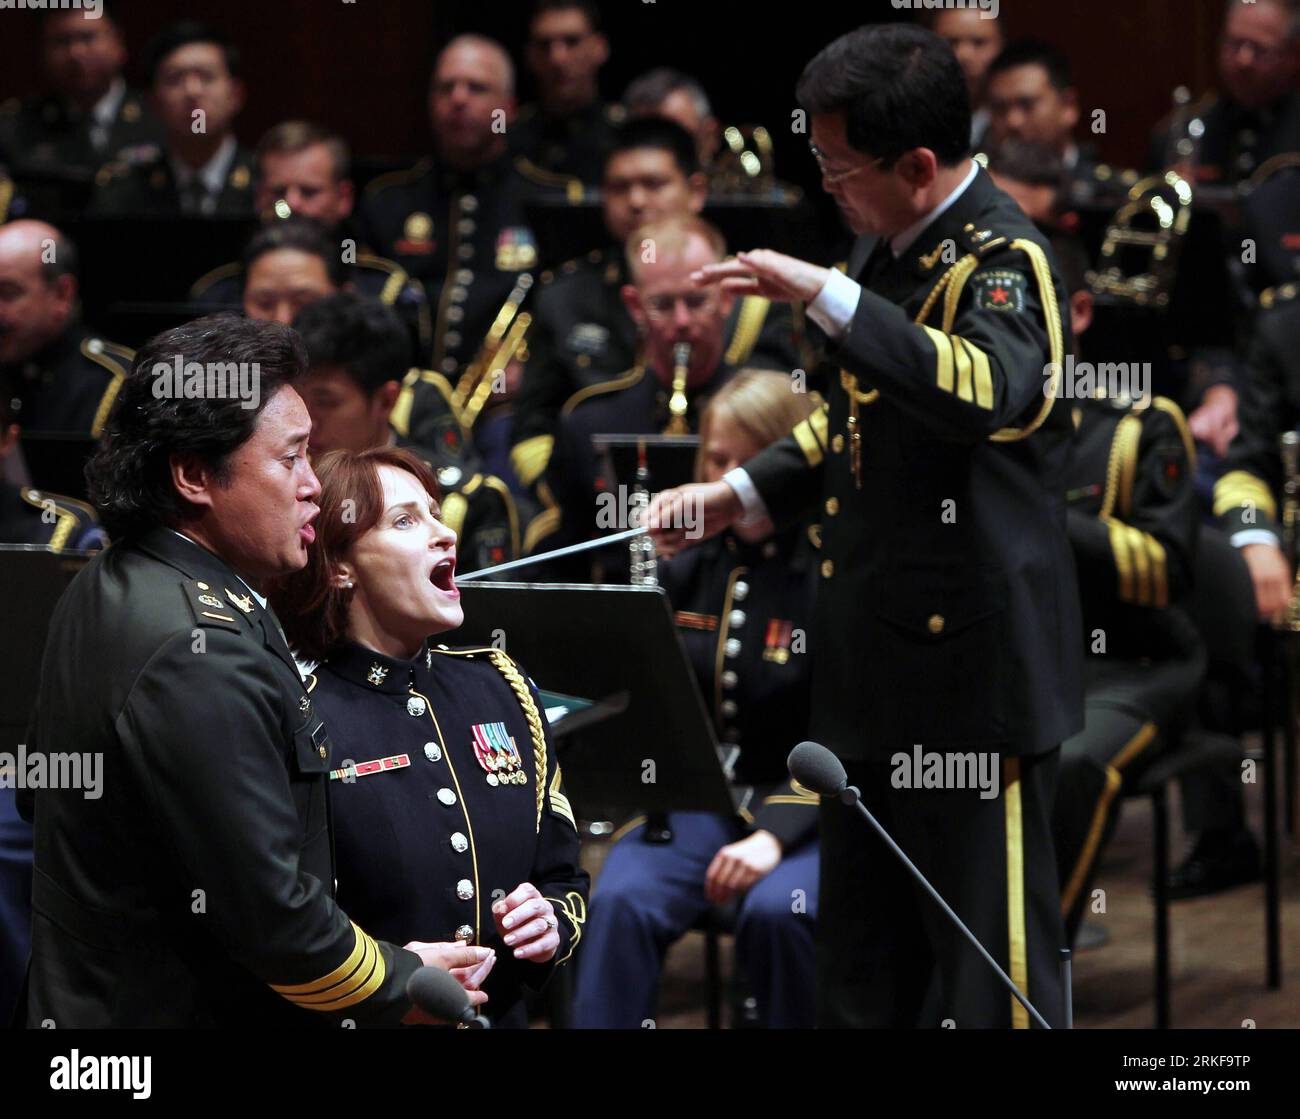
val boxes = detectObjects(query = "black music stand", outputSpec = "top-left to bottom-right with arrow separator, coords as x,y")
453,581 -> 734,817
0,546 -> 93,750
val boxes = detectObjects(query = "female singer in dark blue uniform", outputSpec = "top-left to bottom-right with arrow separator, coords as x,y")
273,447 -> 588,1026
572,371 -> 822,1028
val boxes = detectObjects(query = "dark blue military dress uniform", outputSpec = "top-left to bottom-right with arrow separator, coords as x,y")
572,522 -> 821,1028
305,639 -> 589,1026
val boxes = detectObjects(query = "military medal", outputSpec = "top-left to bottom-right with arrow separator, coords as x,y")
470,721 -> 525,785
328,754 -> 410,781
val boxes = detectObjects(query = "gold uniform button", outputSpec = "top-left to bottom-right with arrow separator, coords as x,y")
928,614 -> 945,635
825,497 -> 839,516
831,434 -> 845,453
318,746 -> 327,758
821,559 -> 834,579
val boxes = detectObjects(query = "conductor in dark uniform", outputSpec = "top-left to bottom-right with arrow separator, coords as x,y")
272,447 -> 588,1026
20,315 -> 488,1027
651,24 -> 1082,1028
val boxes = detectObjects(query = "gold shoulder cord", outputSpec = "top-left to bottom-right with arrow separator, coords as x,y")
488,650 -> 547,832
915,239 -> 1064,442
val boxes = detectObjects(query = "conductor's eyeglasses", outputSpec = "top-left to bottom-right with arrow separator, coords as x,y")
809,142 -> 886,184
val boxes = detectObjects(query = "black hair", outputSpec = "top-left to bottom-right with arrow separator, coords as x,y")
240,217 -> 348,292
293,292 -> 411,396
87,315 -> 306,540
531,0 -> 600,33
607,116 -> 700,179
145,21 -> 241,85
796,24 -> 971,167
987,39 -> 1074,92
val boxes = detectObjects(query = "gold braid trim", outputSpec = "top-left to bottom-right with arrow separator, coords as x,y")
489,650 -> 547,832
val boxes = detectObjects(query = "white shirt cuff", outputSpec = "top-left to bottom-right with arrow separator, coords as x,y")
1230,529 -> 1282,549
807,268 -> 862,342
723,467 -> 769,525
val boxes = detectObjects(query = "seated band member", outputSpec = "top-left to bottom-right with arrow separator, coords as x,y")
572,370 -> 820,1029
292,291 -> 519,575
271,447 -> 588,1027
240,217 -> 345,325
1048,234 -> 1206,943
538,214 -> 752,568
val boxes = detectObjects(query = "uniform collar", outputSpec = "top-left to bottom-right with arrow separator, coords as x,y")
5,320 -> 84,380
889,158 -> 979,259
891,165 -> 1001,280
325,638 -> 431,695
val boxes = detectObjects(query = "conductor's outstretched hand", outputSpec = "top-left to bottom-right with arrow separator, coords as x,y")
646,481 -> 743,560
692,249 -> 831,304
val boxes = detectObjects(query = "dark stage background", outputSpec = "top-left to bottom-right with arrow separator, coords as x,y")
2,0 -> 1230,211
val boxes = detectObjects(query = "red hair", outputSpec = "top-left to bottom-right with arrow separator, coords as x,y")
271,446 -> 441,662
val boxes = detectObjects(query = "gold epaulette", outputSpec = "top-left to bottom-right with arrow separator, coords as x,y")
189,259 -> 242,300
361,158 -> 433,198
81,337 -> 132,438
560,363 -> 644,416
512,156 -> 584,204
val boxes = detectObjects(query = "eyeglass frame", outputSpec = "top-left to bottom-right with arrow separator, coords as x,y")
808,141 -> 891,184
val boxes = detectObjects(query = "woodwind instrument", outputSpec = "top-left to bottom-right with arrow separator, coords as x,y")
663,341 -> 692,435
628,438 -> 659,586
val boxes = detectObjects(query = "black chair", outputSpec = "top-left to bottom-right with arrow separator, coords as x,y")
1124,528 -> 1283,1027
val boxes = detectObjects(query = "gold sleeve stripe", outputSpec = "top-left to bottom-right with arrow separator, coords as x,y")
510,434 -> 554,487
548,764 -> 577,829
1107,519 -> 1135,602
809,404 -> 829,446
966,338 -> 994,408
286,936 -> 388,1010
724,295 -> 771,366
1127,523 -> 1151,605
922,325 -> 954,392
1144,531 -> 1168,608
1213,470 -> 1277,520
792,415 -> 825,467
952,333 -> 973,402
762,794 -> 821,807
271,922 -> 377,998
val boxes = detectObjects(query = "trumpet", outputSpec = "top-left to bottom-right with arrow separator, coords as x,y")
663,341 -> 692,435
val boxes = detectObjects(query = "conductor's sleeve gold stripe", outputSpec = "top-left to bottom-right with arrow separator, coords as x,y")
921,325 -> 954,393
1213,470 -> 1276,521
952,334 -> 973,402
270,922 -> 386,1006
